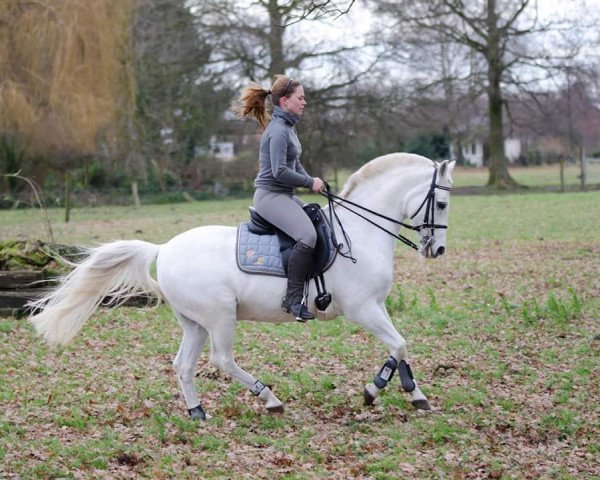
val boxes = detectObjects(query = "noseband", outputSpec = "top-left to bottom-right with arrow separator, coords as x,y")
320,167 -> 451,256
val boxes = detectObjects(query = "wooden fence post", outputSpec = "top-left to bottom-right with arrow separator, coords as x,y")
579,147 -> 587,191
559,156 -> 565,192
65,170 -> 71,222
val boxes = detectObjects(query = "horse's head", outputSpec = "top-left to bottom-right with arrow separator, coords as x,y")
407,159 -> 455,259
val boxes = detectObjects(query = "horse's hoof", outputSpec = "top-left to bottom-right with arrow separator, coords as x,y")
266,404 -> 285,414
363,387 -> 376,406
188,405 -> 207,420
411,399 -> 431,410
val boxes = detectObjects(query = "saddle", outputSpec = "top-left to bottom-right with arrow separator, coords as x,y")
236,203 -> 336,311
242,203 -> 335,277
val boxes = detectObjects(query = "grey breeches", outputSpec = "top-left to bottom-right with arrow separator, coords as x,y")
253,189 -> 317,248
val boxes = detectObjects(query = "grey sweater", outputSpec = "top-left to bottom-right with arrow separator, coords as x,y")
254,106 -> 313,194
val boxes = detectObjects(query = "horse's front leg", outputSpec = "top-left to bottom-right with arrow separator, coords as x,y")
346,302 -> 431,410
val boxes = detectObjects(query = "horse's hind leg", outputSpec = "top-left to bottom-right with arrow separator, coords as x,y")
172,311 -> 209,420
208,317 -> 285,413
347,302 -> 430,410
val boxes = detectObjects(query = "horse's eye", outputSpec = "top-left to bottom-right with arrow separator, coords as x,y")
436,202 -> 447,210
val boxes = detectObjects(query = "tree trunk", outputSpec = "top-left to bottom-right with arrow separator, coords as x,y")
452,139 -> 465,165
486,78 -> 516,187
485,0 -> 519,188
131,179 -> 141,207
152,158 -> 166,192
1,175 -> 9,195
268,0 -> 286,77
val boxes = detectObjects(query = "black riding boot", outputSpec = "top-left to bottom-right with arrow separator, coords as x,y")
282,243 -> 315,321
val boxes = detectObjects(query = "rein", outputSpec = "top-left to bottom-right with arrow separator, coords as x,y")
320,167 -> 451,256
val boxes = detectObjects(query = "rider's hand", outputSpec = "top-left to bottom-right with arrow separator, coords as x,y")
311,177 -> 325,193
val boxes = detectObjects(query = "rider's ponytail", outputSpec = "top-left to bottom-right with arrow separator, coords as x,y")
231,83 -> 270,130
232,75 -> 301,131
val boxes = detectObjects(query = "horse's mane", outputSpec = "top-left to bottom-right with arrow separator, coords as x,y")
340,153 -> 434,197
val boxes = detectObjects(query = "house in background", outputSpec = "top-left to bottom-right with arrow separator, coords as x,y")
194,135 -> 236,161
451,139 -> 484,167
450,137 -> 522,167
208,135 -> 235,161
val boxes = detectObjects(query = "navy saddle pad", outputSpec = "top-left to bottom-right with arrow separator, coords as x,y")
236,203 -> 336,278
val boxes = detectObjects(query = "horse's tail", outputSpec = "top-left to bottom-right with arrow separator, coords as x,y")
29,240 -> 163,345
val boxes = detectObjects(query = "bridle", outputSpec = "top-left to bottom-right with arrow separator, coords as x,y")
320,167 -> 451,260
409,167 -> 452,253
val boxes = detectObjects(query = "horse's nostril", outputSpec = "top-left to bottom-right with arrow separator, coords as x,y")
436,246 -> 445,256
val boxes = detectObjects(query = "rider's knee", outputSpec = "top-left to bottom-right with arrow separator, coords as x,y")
299,228 -> 317,249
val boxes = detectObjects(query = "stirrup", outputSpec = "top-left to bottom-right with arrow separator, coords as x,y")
286,302 -> 315,322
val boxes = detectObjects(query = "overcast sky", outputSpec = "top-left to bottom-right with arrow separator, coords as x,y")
284,0 -> 600,87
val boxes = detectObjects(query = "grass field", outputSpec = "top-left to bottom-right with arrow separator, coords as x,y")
450,163 -> 598,189
1,181 -> 599,478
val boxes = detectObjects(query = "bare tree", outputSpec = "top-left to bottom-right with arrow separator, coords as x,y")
191,0 -> 379,177
281,0 -> 356,25
374,0 -> 590,188
192,0 -> 360,81
390,36 -> 485,165
0,0 -> 136,190
509,65 -> 600,163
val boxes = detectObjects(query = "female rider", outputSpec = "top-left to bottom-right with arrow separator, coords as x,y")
234,75 -> 325,320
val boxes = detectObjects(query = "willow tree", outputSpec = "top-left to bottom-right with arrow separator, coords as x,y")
0,0 -> 136,197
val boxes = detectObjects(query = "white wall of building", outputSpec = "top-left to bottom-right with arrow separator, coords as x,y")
450,138 -> 521,167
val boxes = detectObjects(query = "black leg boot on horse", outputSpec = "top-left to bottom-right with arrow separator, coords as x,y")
282,242 -> 315,321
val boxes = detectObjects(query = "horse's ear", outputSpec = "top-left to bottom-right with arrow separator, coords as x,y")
438,160 -> 456,179
447,160 -> 456,177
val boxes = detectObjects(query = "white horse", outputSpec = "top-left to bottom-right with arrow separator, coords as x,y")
29,153 -> 455,420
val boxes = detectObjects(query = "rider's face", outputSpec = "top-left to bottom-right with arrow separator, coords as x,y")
281,85 -> 306,116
